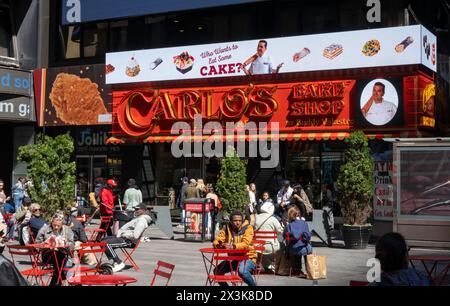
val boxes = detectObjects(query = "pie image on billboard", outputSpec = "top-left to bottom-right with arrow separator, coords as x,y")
49,73 -> 109,125
323,44 -> 343,60
173,51 -> 194,74
362,40 -> 381,56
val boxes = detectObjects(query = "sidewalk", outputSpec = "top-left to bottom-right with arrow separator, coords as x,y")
4,223 -> 449,286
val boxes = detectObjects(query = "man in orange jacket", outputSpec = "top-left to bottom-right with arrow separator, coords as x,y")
213,210 -> 257,286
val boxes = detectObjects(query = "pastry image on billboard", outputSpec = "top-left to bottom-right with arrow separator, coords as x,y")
323,44 -> 343,60
362,40 -> 381,56
173,51 -> 194,74
395,36 -> 414,53
49,73 -> 109,125
292,48 -> 310,62
105,64 -> 115,74
125,57 -> 140,77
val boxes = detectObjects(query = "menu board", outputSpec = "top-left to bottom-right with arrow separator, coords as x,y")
373,161 -> 394,221
106,25 -> 437,85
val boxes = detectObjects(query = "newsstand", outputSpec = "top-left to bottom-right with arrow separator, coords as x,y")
184,198 -> 215,242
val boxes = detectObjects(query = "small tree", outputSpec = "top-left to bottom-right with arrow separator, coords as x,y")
18,133 -> 76,220
215,147 -> 248,216
337,131 -> 374,226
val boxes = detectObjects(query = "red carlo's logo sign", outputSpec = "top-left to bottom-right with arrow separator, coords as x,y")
115,84 -> 279,137
114,81 -> 353,137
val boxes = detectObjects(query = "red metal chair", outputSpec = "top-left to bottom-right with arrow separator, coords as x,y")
349,280 -> 370,286
64,242 -> 107,278
207,249 -> 249,286
252,244 -> 266,284
150,260 -> 175,286
85,216 -> 112,242
253,231 -> 279,275
118,237 -> 142,271
7,244 -> 53,286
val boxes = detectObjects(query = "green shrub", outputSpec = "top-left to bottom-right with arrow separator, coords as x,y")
18,133 -> 76,220
337,131 -> 374,225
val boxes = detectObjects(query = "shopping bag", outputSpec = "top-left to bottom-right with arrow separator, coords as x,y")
306,253 -> 327,280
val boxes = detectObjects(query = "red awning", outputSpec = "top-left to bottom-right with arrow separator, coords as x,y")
142,132 -> 351,143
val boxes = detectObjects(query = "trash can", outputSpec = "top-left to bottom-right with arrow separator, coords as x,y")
184,198 -> 214,242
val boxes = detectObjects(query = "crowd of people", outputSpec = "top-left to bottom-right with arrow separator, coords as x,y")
0,176 -> 153,285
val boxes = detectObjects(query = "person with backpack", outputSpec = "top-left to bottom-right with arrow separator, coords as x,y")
254,193 -> 283,273
99,179 -> 117,237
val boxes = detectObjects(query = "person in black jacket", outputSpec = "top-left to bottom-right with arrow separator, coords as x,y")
0,254 -> 29,286
65,206 -> 97,265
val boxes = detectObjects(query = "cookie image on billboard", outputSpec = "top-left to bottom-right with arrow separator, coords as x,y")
49,73 -> 109,125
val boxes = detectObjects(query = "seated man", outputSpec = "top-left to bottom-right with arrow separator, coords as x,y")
101,203 -> 152,272
213,211 -> 257,286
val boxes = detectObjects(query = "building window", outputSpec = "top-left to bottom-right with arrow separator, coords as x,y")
0,6 -> 13,58
83,22 -> 108,58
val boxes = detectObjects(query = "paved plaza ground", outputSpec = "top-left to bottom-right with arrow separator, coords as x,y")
3,222 -> 449,286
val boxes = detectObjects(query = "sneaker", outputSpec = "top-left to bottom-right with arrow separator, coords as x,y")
141,237 -> 151,242
112,262 -> 125,273
301,217 -> 306,221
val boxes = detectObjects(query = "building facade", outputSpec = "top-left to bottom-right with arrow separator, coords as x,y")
35,0 -> 450,240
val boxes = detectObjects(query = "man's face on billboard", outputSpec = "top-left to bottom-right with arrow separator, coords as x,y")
373,85 -> 385,103
257,42 -> 266,57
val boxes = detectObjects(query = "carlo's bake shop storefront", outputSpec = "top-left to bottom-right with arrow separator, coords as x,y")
106,24 -> 439,220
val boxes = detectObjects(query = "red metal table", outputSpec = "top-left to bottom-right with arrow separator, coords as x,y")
199,247 -> 248,286
408,255 -> 450,286
29,243 -> 73,286
67,274 -> 137,286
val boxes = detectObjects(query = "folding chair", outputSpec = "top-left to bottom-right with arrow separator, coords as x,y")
252,244 -> 266,284
150,260 -> 175,286
7,244 -> 53,286
208,250 -> 249,286
85,216 -> 112,242
118,238 -> 142,271
349,280 -> 370,286
64,242 -> 107,278
253,231 -> 279,275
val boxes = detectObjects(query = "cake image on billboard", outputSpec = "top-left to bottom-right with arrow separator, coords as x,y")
323,44 -> 343,60
125,56 -> 141,77
173,51 -> 194,74
49,73 -> 109,125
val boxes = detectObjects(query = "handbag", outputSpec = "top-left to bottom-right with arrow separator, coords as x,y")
306,253 -> 327,280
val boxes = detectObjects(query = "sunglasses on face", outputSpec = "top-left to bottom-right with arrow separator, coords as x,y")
33,209 -> 40,212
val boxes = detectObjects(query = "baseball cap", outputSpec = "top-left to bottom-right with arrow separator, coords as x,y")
134,203 -> 147,210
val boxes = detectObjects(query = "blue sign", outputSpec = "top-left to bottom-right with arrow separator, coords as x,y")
61,0 -> 267,25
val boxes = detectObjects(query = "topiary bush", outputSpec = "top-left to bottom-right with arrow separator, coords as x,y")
336,131 -> 374,225
215,147 -> 248,217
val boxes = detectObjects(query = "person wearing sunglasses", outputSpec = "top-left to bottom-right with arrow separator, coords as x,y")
29,204 -> 47,239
